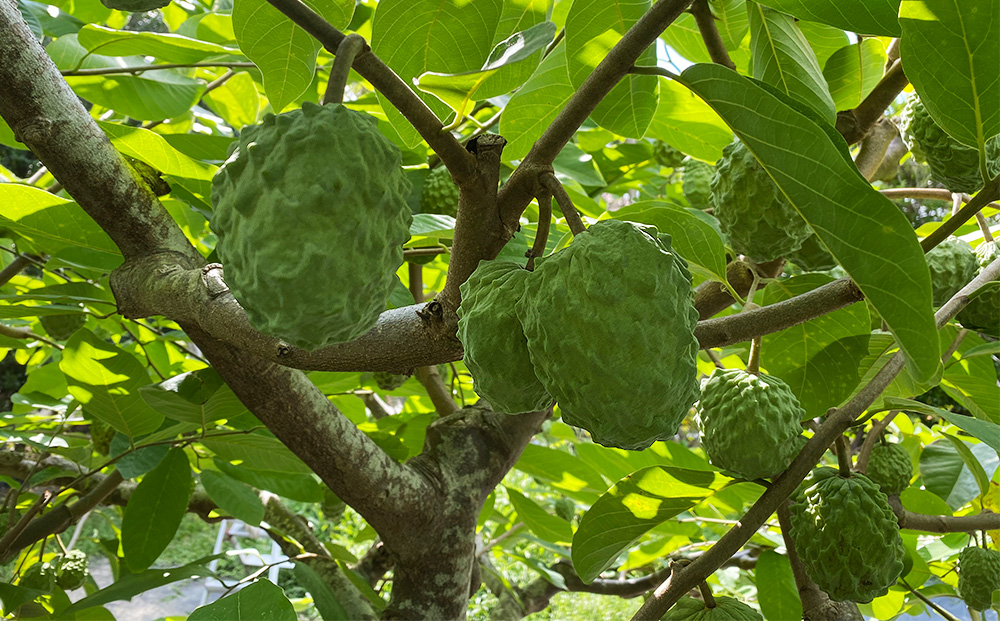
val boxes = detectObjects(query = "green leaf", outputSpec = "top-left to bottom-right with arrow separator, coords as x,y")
917,439 -> 997,510
712,0 -> 750,53
0,185 -> 119,259
500,40 -> 576,161
663,13 -> 713,65
141,369 -> 248,426
233,0 -> 354,112
189,579 -> 295,620
76,24 -> 241,64
899,0 -> 1000,149
756,550 -> 802,621
940,434 -> 990,498
941,333 -> 1000,424
571,466 -> 720,583
882,398 -> 1000,453
679,63 -> 940,382
48,36 -> 205,121
899,487 -> 953,516
749,4 -> 836,124
122,449 -> 192,572
565,0 -> 656,138
823,39 -> 887,111
610,200 -> 729,284
292,563 -> 349,621
757,0 -> 902,36
761,274 -> 871,419
553,143 -> 606,187
201,71 -> 261,130
514,444 -> 608,498
215,459 -> 323,503
371,0 -> 503,146
60,329 -> 163,437
97,122 -> 217,182
202,434 -> 312,474
200,469 -> 266,526
644,78 -> 733,162
797,20 -> 849,69
505,487 -> 573,544
415,22 -> 556,116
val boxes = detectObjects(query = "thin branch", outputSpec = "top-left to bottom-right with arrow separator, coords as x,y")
60,62 -> 257,76
202,69 -> 236,96
854,117 -> 898,181
260,0 -> 475,180
836,60 -> 909,145
0,254 -> 33,286
526,192 -> 552,271
323,34 -> 366,105
541,173 -> 586,235
690,0 -> 736,70
856,411 -> 898,473
404,246 -> 450,258
899,578 -> 962,621
889,498 -> 1000,534
975,212 -> 995,242
880,187 -> 1000,211
0,323 -> 64,350
920,177 -> 1000,252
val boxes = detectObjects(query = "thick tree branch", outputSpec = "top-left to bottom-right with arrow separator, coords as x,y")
888,499 -> 1000,534
690,0 -> 736,70
854,117 -> 899,181
836,60 -> 908,145
261,0 -> 475,181
632,260 -> 1000,619
0,254 -> 33,287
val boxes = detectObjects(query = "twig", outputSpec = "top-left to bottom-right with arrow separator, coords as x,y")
746,337 -> 761,375
403,246 -> 450,258
880,187 -> 1000,211
61,62 -> 256,76
202,69 -> 236,96
541,173 -> 585,235
0,490 -> 51,557
705,349 -> 726,370
476,523 -> 525,557
854,117 -> 898,181
526,191 -> 553,271
323,34 -> 366,105
835,435 -> 853,476
921,177 -> 1000,252
690,0 -> 736,70
0,254 -> 33,286
975,212 -> 995,242
0,323 -> 64,350
899,578 -> 962,621
120,321 -> 166,380
855,411 -> 898,473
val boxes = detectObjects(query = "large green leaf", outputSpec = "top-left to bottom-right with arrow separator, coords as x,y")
899,0 -> 1000,150
757,0 -> 902,36
476,0 -> 551,97
60,329 -> 163,437
514,444 -> 608,498
610,200 -> 729,285
761,274 -> 871,419
76,24 -> 241,64
499,41 -> 575,161
0,186 -> 118,259
121,449 -> 192,572
233,0 -> 354,112
571,466 -> 721,583
565,0 -> 657,138
940,333 -> 1000,424
48,36 -> 204,121
201,71 -> 261,130
371,0 -> 503,146
712,0 -> 750,52
797,20 -> 849,69
883,398 -> 1000,453
823,39 -> 887,111
200,469 -> 266,526
917,439 -> 997,510
141,369 -> 248,425
98,122 -> 217,182
505,487 -> 573,544
203,433 -> 312,474
644,78 -> 733,162
749,4 -> 836,124
680,63 -> 940,382
756,550 -> 802,620
189,579 -> 295,621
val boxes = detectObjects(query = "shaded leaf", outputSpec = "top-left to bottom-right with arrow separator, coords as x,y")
200,469 -> 266,526
757,0 -> 902,36
505,487 -> 573,544
121,449 -> 192,572
500,41 -> 575,161
189,579 -> 295,620
644,78 -> 733,162
756,550 -> 802,620
823,39 -> 887,111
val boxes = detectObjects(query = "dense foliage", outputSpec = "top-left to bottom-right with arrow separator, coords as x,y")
0,0 -> 997,619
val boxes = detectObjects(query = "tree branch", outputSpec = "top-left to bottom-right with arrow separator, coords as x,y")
920,176 -> 1000,252
0,254 -> 34,287
260,0 -> 475,181
694,259 -> 784,320
690,0 -> 736,70
836,60 -> 909,145
854,117 -> 899,181
60,62 -> 257,76
889,499 -> 1000,534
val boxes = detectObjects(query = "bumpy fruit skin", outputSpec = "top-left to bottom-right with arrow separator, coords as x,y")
711,141 -> 811,262
55,550 -> 89,591
866,442 -> 912,495
789,467 -> 905,602
554,498 -> 576,522
925,239 -> 978,306
19,561 -> 56,593
662,596 -> 764,620
91,418 -> 115,456
957,546 -> 1000,611
39,313 -> 85,341
211,102 -> 412,350
682,158 -> 714,209
957,241 -> 1000,337
654,141 -> 686,168
786,235 -> 836,272
696,369 -> 805,480
419,166 -> 459,217
373,372 -> 408,391
901,96 -> 1000,193
458,261 -> 551,414
516,220 -> 699,450
100,0 -> 170,10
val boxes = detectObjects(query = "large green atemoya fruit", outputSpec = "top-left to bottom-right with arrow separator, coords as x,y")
696,369 -> 805,480
957,241 -> 1000,337
925,238 -> 978,307
211,102 -> 412,350
458,261 -> 551,414
19,561 -> 56,593
900,96 -> 1000,193
789,467 -> 905,602
662,596 -> 763,620
710,141 -> 811,262
515,220 -> 700,450
419,166 -> 459,217
957,546 -> 1000,611
682,157 -> 714,209
865,442 -> 912,495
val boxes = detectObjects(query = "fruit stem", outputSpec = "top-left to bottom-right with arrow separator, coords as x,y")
974,212 -> 995,242
697,581 -> 717,608
323,34 -> 366,105
526,191 -> 553,271
541,173 -> 586,235
747,337 -> 761,375
835,435 -> 853,476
